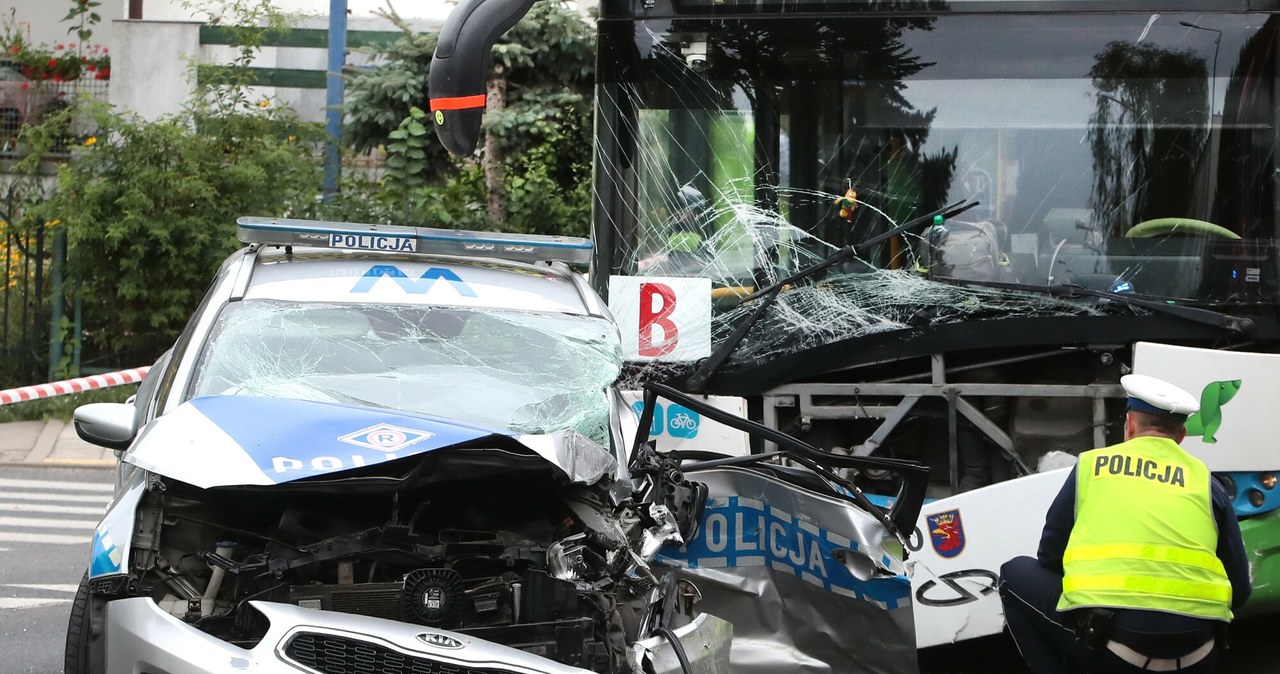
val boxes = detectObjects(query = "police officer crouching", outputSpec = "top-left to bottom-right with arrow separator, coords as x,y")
999,374 -> 1251,673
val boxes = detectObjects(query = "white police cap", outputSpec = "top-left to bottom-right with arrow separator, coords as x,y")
1121,374 -> 1199,420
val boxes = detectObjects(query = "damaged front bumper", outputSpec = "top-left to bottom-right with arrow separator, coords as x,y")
104,597 -> 730,674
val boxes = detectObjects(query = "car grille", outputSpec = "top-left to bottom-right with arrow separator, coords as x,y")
283,632 -> 517,674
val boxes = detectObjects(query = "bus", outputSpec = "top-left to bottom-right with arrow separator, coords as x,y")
428,0 -> 1280,665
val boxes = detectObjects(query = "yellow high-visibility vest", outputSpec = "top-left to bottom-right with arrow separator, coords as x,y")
1057,436 -> 1233,621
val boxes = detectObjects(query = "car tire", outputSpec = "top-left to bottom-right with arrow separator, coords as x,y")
65,571 -> 105,674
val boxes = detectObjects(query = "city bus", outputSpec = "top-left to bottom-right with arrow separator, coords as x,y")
429,0 -> 1280,665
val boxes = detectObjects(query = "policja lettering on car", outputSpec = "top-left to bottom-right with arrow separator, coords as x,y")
1092,454 -> 1187,487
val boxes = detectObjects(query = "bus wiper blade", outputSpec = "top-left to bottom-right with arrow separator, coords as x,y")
934,276 -> 1256,335
685,200 -> 980,392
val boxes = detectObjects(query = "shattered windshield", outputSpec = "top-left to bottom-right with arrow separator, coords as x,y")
596,13 -> 1280,362
189,300 -> 623,443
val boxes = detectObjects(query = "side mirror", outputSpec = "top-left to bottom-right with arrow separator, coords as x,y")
74,402 -> 137,451
429,0 -> 537,155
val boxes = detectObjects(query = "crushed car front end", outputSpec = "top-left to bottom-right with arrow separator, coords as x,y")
87,396 -> 726,674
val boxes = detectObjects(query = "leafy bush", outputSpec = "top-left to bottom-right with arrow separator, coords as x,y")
23,99 -> 324,355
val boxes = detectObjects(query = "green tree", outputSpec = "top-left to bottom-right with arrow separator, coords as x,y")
19,0 -> 325,362
24,100 -> 322,358
1088,41 -> 1208,234
342,1 -> 594,232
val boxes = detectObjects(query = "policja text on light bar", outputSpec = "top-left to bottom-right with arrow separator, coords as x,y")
236,217 -> 593,267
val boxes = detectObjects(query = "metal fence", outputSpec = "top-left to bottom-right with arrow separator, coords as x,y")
0,179 -> 48,388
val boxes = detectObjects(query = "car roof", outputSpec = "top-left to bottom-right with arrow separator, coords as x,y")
239,247 -> 599,316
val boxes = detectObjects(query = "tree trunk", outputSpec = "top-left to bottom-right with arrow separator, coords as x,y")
483,65 -> 508,228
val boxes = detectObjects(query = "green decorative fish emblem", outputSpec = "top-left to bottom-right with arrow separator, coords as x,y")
1185,380 -> 1243,444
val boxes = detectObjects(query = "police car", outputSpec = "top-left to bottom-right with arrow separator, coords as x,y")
64,218 -> 732,674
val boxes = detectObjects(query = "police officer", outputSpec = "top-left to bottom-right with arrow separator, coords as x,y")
999,374 -> 1251,673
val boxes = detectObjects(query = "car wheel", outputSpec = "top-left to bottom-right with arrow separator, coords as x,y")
64,571 -> 105,674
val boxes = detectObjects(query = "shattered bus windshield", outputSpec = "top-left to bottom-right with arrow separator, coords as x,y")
189,300 -> 623,443
596,12 -> 1280,366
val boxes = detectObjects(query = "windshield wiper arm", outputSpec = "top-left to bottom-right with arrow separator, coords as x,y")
934,276 -> 1256,334
686,200 -> 980,391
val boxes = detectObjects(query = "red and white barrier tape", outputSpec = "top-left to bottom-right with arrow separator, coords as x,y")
0,367 -> 150,406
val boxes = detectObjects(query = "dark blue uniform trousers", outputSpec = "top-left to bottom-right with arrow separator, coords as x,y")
999,556 -> 1220,673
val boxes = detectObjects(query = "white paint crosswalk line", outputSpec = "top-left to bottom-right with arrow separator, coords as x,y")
0,516 -> 99,530
0,476 -> 113,550
0,503 -> 106,516
4,492 -> 111,504
5,584 -> 80,593
0,597 -> 72,609
0,478 -> 114,492
0,531 -> 90,544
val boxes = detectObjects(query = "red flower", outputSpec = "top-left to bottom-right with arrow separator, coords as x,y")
53,76 -> 63,83
86,64 -> 95,71
7,46 -> 18,54
20,82 -> 28,89
47,58 -> 56,66
56,43 -> 65,50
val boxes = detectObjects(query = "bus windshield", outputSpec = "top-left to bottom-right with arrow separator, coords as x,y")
596,12 -> 1280,347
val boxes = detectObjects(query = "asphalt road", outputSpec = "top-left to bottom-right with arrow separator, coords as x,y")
919,611 -> 1276,673
0,465 -> 112,674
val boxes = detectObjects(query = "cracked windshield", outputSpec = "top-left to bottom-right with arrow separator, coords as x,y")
597,13 -> 1278,363
189,300 -> 622,443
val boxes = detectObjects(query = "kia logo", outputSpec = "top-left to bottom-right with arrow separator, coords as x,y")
416,632 -> 464,650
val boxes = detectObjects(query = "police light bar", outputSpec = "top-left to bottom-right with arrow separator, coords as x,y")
236,217 -> 593,267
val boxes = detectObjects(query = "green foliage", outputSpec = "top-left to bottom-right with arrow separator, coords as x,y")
0,384 -> 137,422
339,1 -> 595,232
485,2 -> 595,158
504,133 -> 591,237
17,0 -> 325,357
24,100 -> 322,353
383,106 -> 435,199
344,13 -> 439,150
63,0 -> 103,43
185,0 -> 294,113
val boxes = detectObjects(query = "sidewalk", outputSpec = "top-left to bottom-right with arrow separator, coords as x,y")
0,419 -> 116,468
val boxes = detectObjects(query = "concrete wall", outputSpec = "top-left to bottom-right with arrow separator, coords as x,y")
139,0 -> 451,23
107,14 -> 437,124
109,20 -> 201,121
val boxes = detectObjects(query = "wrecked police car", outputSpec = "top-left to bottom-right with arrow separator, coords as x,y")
65,219 -> 729,674
68,217 -> 931,674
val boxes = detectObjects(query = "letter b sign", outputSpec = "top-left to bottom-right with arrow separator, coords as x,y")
609,276 -> 711,362
639,282 -> 679,356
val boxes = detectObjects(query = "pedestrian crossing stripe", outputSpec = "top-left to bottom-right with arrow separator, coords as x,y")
0,584 -> 80,611
0,478 -> 113,492
0,597 -> 73,610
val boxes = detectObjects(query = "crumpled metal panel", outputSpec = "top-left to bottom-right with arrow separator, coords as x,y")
659,467 -> 918,674
515,430 -> 618,484
630,612 -> 734,674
